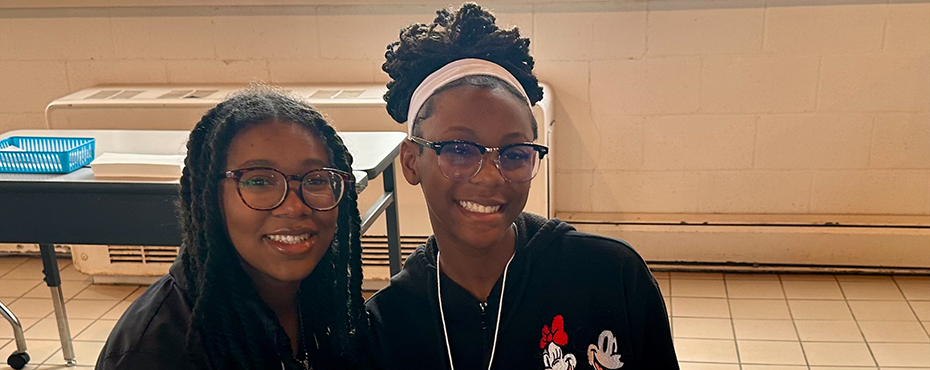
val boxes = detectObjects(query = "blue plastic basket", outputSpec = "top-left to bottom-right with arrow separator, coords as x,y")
0,137 -> 96,174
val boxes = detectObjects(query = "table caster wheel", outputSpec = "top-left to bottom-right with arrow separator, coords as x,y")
7,352 -> 30,370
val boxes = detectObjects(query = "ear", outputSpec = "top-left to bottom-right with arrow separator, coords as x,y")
399,140 -> 421,186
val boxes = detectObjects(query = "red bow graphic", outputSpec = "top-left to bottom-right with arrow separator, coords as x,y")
540,315 -> 569,349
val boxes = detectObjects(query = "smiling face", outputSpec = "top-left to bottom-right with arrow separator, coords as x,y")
401,85 -> 535,251
220,120 -> 338,285
544,342 -> 578,370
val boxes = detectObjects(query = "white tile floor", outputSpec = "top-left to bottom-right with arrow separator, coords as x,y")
1,257 -> 142,369
2,257 -> 929,369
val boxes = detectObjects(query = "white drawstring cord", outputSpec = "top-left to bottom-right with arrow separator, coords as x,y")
436,241 -> 515,370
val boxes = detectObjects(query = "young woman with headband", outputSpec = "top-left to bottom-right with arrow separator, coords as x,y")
365,4 -> 678,370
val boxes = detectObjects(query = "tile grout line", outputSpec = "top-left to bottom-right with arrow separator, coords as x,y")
12,285 -> 61,368
892,276 -> 930,340
778,273 -> 809,369
0,258 -> 29,279
664,274 -> 673,342
2,259 -> 114,369
722,275 -> 743,368
726,276 -> 750,370
837,275 -> 880,368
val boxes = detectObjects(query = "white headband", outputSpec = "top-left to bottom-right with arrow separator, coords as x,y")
405,58 -> 531,137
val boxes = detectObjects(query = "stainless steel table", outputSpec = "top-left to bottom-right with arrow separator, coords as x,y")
0,129 -> 405,367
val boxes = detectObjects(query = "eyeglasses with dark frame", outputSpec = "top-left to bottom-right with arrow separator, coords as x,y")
409,136 -> 549,183
221,167 -> 354,211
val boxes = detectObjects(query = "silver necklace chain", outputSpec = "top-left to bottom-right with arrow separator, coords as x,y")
297,299 -> 312,370
279,298 -> 314,370
436,223 -> 517,370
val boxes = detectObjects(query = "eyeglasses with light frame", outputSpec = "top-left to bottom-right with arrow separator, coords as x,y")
409,136 -> 548,183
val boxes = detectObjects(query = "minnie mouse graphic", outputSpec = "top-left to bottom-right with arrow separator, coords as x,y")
540,315 -> 576,370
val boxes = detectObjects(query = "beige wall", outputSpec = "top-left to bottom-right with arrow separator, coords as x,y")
1,0 -> 928,223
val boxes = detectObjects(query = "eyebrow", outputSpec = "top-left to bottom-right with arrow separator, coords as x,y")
440,126 -> 533,142
236,158 -> 328,169
500,132 -> 529,141
442,126 -> 531,143
444,126 -> 478,138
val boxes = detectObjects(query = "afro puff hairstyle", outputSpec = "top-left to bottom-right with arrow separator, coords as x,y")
382,2 -> 543,130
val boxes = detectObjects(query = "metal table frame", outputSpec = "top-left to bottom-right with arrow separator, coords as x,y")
0,129 -> 405,366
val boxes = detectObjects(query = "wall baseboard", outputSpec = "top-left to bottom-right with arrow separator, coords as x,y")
0,243 -> 70,254
647,261 -> 930,275
568,221 -> 930,269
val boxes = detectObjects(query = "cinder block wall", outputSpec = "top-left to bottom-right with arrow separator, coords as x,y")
1,0 -> 928,222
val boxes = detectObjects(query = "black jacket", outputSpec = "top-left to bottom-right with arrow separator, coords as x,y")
366,213 -> 678,370
95,258 -> 333,370
95,259 -> 197,370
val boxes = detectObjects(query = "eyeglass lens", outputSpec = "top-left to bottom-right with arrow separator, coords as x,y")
236,169 -> 345,210
437,142 -> 541,182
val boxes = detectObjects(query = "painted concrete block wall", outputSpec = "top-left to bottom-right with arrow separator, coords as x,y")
1,0 -> 928,221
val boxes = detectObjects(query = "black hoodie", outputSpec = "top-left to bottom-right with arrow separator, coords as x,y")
95,256 -> 337,370
366,213 -> 678,370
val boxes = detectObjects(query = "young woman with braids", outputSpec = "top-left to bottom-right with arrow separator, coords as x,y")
96,88 -> 368,370
365,3 -> 678,370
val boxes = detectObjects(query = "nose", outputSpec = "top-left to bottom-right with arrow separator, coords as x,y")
272,180 -> 311,217
470,151 -> 506,185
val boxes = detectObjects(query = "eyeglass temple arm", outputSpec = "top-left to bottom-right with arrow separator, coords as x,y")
538,146 -> 549,159
409,137 -> 444,155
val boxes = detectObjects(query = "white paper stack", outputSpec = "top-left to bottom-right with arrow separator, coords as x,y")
91,152 -> 186,179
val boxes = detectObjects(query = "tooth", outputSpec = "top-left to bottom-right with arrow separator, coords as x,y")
458,201 -> 500,214
268,234 -> 309,244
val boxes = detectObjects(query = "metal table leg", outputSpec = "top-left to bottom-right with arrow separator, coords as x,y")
0,301 -> 27,355
1,299 -> 30,369
383,163 -> 402,276
39,244 -> 77,366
